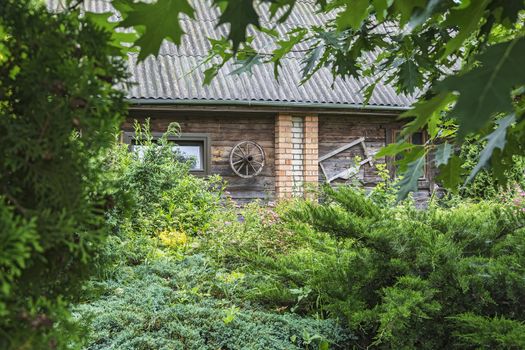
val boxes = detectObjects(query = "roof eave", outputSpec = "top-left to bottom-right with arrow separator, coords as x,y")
127,98 -> 411,115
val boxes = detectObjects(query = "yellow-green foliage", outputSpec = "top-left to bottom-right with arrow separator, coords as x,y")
158,229 -> 188,248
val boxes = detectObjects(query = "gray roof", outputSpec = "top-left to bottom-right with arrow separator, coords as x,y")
48,0 -> 414,109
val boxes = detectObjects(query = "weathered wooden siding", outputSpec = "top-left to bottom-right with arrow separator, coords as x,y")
124,110 -> 275,202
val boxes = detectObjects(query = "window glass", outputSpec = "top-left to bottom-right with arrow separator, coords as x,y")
130,144 -> 147,160
412,132 -> 424,145
130,140 -> 204,172
173,144 -> 203,171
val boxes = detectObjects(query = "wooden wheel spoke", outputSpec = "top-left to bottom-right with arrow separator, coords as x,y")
250,160 -> 263,169
249,162 -> 258,173
232,159 -> 244,166
235,162 -> 245,173
238,146 -> 247,157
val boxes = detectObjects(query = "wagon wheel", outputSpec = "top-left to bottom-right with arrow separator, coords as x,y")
229,141 -> 265,178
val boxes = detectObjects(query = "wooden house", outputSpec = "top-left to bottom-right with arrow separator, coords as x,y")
49,0 -> 433,204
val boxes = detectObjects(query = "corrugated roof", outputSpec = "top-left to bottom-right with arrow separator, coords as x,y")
47,0 -> 415,109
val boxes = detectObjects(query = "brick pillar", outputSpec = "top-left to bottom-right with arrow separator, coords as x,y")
304,115 -> 319,196
275,114 -> 293,198
275,114 -> 319,200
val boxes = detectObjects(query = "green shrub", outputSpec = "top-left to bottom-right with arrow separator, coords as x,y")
284,187 -> 525,348
77,151 -> 355,349
459,138 -> 525,200
106,121 -> 225,239
452,313 -> 525,349
197,186 -> 525,349
76,132 -> 525,349
0,198 -> 38,316
76,255 -> 353,350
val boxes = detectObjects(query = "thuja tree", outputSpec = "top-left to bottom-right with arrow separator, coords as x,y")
0,1 -> 127,348
104,0 -> 525,199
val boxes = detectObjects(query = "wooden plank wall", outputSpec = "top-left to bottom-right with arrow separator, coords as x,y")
124,110 -> 276,203
124,109 -> 432,206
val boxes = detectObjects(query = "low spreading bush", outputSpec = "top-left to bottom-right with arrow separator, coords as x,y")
76,255 -> 352,350
74,129 -> 353,350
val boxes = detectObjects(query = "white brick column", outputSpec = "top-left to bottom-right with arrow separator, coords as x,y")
291,116 -> 305,196
303,115 -> 319,197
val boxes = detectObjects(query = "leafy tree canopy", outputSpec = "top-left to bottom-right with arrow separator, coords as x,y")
97,0 -> 525,198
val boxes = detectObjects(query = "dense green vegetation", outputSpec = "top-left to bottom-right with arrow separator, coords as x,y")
67,130 -> 525,349
0,1 -> 127,348
2,1 -> 525,349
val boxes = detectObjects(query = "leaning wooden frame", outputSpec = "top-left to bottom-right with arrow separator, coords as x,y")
318,137 -> 374,183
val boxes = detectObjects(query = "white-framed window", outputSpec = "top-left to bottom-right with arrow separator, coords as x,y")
123,131 -> 211,175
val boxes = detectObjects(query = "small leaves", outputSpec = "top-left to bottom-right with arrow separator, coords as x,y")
336,0 -> 370,30
269,0 -> 296,24
394,0 -> 426,27
436,155 -> 462,190
202,37 -> 233,85
203,65 -> 221,85
230,54 -> 263,76
398,59 -> 423,94
434,142 -> 452,167
396,155 -> 425,201
441,0 -> 489,59
407,0 -> 444,31
372,0 -> 394,22
272,28 -> 307,78
300,45 -> 324,82
375,141 -> 414,158
215,0 -> 260,51
86,12 -> 138,55
401,92 -> 455,137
